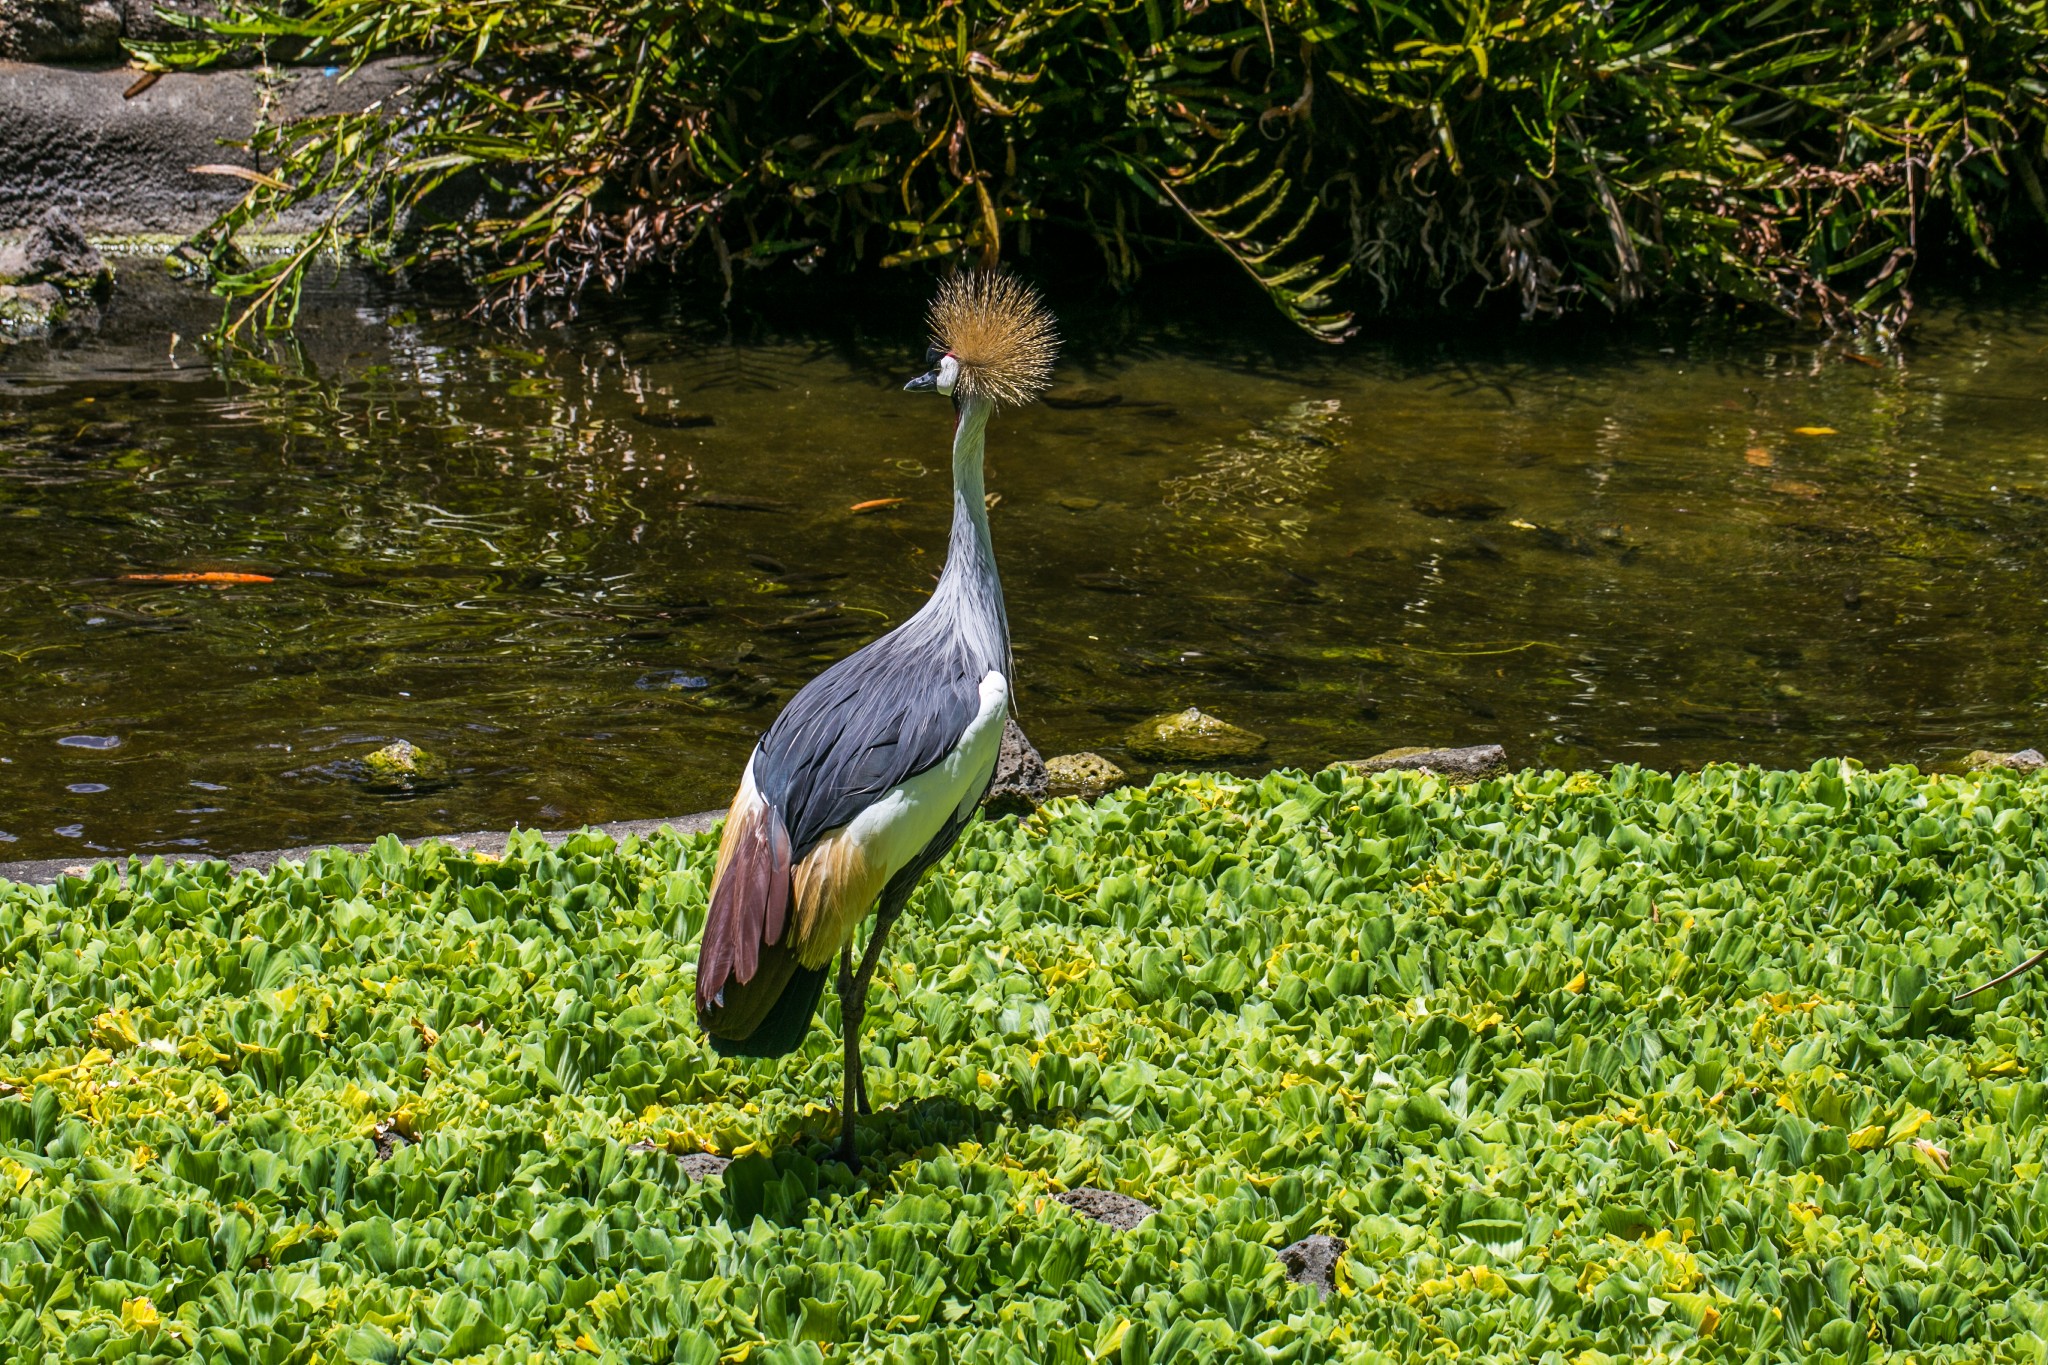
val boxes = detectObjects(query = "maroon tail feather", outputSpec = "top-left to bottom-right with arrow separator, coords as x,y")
696,789 -> 794,1037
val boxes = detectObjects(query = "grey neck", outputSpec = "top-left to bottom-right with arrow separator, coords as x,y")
932,394 -> 1011,679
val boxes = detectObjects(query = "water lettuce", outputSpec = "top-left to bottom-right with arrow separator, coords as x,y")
3,760 -> 2047,1361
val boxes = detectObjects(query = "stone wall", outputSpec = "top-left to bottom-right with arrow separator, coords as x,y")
0,56 -> 413,235
0,0 -> 217,63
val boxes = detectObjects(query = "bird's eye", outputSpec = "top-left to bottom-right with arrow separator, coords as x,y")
925,345 -> 945,365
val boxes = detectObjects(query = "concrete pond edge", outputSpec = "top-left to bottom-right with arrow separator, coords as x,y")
0,811 -> 727,887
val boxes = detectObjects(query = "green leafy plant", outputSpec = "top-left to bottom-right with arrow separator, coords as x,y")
134,2 -> 2048,339
5,760 -> 2048,1359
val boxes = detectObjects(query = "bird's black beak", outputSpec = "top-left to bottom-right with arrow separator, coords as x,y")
903,369 -> 940,392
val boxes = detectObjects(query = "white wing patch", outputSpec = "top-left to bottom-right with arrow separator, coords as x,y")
833,669 -> 1008,888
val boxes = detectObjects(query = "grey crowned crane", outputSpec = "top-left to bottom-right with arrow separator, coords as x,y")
695,272 -> 1058,1164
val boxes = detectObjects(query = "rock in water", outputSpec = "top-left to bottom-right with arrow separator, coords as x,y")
1412,491 -> 1506,520
1277,1235 -> 1346,1300
0,210 -> 111,293
1044,751 -> 1125,800
1336,744 -> 1506,783
0,284 -> 65,341
1124,707 -> 1266,763
0,210 -> 111,343
1964,748 -> 2047,773
982,719 -> 1049,817
1041,385 -> 1123,410
361,739 -> 448,792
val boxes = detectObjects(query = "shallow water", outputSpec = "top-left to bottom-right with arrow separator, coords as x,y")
1,267 -> 2044,860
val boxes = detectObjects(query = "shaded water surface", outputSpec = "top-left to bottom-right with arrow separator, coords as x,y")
2,269 -> 2044,859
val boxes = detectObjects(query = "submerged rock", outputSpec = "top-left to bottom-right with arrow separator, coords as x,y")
1277,1235 -> 1346,1300
1336,744 -> 1506,783
1124,707 -> 1266,763
1041,385 -> 1122,410
1964,748 -> 2046,773
1044,751 -> 1125,800
1053,1188 -> 1154,1230
982,719 -> 1049,817
630,410 -> 716,429
636,669 -> 712,691
361,739 -> 448,791
1412,491 -> 1506,520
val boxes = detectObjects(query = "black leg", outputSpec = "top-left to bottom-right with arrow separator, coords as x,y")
837,945 -> 860,1166
835,893 -> 910,1161
854,897 -> 905,995
850,895 -> 905,1117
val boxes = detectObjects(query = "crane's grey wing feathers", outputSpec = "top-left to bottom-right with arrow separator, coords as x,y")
752,628 -> 989,860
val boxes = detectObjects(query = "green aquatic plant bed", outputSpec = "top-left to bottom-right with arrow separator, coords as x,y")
4,762 -> 2048,1362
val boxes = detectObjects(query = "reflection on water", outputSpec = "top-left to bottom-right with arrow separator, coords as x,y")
1,268 -> 2044,860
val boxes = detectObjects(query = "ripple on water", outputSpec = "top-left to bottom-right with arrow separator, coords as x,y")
1,265 -> 2045,860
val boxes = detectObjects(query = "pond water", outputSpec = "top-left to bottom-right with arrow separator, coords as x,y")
1,267 -> 2044,861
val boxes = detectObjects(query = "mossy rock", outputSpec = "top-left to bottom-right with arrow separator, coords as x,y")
1333,744 -> 1507,783
1123,708 -> 1265,763
0,285 -> 64,341
360,739 -> 448,791
1964,748 -> 2046,773
1044,751 -> 1126,800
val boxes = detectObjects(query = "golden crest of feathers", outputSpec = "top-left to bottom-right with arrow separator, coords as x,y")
927,271 -> 1060,408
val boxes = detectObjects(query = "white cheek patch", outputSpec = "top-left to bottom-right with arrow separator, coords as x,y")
936,355 -> 961,395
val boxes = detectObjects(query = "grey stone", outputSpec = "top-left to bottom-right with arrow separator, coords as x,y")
628,1143 -> 732,1182
982,718 -> 1049,817
0,0 -> 121,63
1043,751 -> 1125,800
676,1152 -> 732,1181
1123,707 -> 1266,763
0,207 -> 109,290
119,0 -> 218,45
1277,1234 -> 1346,1299
372,1119 -> 412,1162
1964,748 -> 2047,773
1335,744 -> 1507,783
1053,1188 -> 1155,1230
0,209 -> 107,341
0,58 -> 416,236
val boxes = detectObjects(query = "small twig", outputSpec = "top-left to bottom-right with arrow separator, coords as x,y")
1952,948 -> 2048,1004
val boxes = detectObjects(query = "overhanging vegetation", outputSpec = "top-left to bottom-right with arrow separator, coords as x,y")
135,1 -> 2048,337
